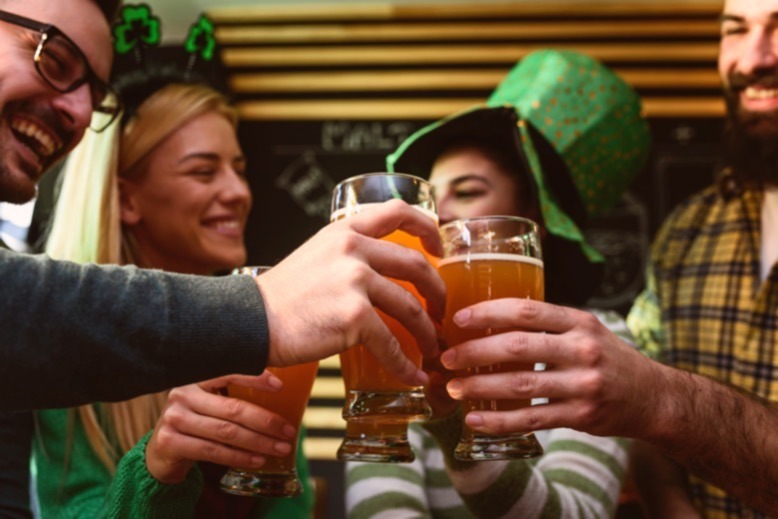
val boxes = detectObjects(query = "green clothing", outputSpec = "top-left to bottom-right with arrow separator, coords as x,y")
34,408 -> 313,518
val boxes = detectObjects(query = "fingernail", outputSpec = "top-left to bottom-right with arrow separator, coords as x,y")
465,413 -> 484,427
274,442 -> 292,455
447,379 -> 463,399
267,375 -> 283,391
282,425 -> 297,440
416,369 -> 430,386
454,308 -> 471,325
440,349 -> 455,368
250,456 -> 265,467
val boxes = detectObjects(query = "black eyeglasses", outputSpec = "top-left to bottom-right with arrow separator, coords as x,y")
0,10 -> 120,132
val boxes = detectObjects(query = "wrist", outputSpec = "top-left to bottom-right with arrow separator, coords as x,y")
145,437 -> 193,484
638,360 -> 695,445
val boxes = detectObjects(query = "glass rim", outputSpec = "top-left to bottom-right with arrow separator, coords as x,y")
333,172 -> 430,191
439,215 -> 540,233
232,265 -> 272,276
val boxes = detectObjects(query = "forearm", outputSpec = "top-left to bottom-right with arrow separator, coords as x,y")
631,441 -> 700,518
424,416 -> 629,518
646,365 -> 778,515
0,250 -> 268,410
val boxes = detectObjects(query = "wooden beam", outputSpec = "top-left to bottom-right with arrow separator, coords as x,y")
216,20 -> 719,45
208,2 -> 721,23
222,43 -> 719,67
230,68 -> 722,93
310,376 -> 344,399
303,437 -> 342,461
302,407 -> 345,430
237,97 -> 725,120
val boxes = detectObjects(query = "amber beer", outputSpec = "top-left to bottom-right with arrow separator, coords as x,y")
337,223 -> 437,395
330,173 -> 437,462
439,253 -> 544,431
438,215 -> 545,460
227,362 -> 318,475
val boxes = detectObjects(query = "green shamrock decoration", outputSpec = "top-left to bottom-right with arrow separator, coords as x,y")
185,14 -> 216,62
113,3 -> 161,56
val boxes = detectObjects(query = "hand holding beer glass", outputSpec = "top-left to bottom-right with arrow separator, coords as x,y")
220,267 -> 319,497
438,216 -> 544,460
331,173 -> 437,462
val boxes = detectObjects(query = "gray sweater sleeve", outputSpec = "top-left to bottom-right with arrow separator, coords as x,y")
0,249 -> 269,410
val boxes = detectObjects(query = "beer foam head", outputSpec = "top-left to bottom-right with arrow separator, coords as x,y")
438,252 -> 543,269
331,203 -> 438,224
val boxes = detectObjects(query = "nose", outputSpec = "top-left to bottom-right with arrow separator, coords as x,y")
738,27 -> 778,76
50,83 -> 94,134
219,168 -> 253,209
436,198 -> 456,226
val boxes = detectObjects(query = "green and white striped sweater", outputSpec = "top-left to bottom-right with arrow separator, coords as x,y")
346,310 -> 634,519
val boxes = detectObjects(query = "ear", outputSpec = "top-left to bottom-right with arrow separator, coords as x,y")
118,178 -> 142,226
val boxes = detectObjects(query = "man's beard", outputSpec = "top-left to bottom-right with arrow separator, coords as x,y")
723,71 -> 778,189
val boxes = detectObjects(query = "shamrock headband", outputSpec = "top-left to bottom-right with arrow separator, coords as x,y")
111,3 -> 228,125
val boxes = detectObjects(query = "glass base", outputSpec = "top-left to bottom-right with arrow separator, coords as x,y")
454,432 -> 544,461
342,389 -> 431,421
220,468 -> 302,497
336,430 -> 415,463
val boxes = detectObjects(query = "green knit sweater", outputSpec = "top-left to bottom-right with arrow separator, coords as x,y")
33,408 -> 314,518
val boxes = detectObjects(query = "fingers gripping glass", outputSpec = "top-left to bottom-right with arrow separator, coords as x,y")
0,10 -> 120,132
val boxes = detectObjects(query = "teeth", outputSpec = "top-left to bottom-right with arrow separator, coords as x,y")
745,87 -> 778,100
212,220 -> 240,230
10,119 -> 59,157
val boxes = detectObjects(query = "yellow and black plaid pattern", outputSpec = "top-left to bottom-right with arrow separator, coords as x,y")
628,185 -> 777,519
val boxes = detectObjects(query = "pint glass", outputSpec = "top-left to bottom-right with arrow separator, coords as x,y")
331,173 -> 436,462
220,267 -> 319,497
438,216 -> 544,460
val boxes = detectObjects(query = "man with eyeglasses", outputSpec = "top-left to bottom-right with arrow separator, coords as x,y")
0,0 -> 443,408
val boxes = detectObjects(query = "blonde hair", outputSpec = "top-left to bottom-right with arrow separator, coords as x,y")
46,83 -> 239,472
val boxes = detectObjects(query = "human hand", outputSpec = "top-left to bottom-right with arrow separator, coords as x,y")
257,199 -> 445,387
439,299 -> 662,439
422,352 -> 459,419
145,373 -> 297,484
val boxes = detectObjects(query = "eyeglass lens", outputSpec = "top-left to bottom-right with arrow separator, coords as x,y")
37,33 -> 119,131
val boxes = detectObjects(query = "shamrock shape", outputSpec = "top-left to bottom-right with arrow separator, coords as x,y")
185,14 -> 216,62
113,3 -> 161,55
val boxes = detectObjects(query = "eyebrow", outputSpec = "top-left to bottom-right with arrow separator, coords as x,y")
449,174 -> 493,188
178,152 -> 246,165
719,12 -> 778,24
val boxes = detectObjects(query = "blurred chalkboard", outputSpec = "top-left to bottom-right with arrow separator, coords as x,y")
239,119 -> 426,265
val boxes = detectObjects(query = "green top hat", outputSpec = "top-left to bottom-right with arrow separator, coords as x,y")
387,49 -> 650,264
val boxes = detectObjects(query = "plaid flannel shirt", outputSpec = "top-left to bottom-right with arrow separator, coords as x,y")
628,183 -> 777,518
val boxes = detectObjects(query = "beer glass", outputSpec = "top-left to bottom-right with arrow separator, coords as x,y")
438,216 -> 545,460
220,267 -> 319,497
331,173 -> 436,463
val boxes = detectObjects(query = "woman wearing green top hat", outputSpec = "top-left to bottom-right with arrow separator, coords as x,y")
345,50 -> 650,518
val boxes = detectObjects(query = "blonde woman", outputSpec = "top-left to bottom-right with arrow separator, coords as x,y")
28,70 -> 313,517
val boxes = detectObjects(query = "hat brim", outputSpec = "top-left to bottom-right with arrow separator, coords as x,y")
387,106 -> 521,178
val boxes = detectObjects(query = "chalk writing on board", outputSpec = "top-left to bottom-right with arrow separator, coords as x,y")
275,151 -> 336,220
321,122 -> 417,152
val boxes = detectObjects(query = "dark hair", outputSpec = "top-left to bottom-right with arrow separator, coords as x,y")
437,136 -> 539,217
94,0 -> 122,23
437,132 -> 603,307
